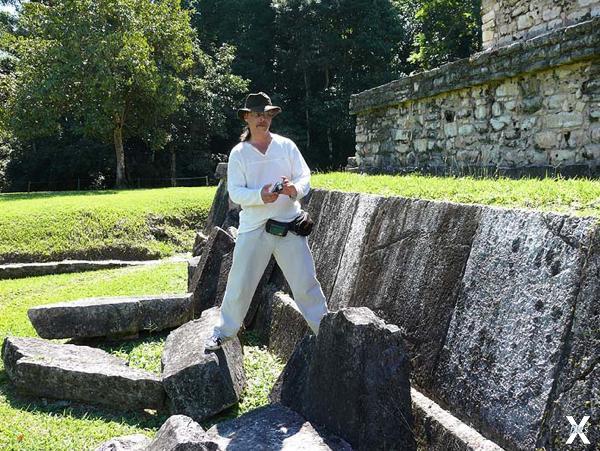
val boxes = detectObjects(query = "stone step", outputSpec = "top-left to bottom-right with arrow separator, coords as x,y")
412,388 -> 504,451
1,336 -> 165,411
28,293 -> 193,339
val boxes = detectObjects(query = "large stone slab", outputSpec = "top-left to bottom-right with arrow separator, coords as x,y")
327,194 -> 383,310
2,337 -> 165,411
433,210 -> 598,450
306,190 -> 360,300
146,415 -> 217,451
161,307 -> 245,422
204,404 -> 351,450
192,232 -> 209,257
28,294 -> 193,340
538,228 -> 599,450
273,307 -> 415,450
345,196 -> 482,388
203,179 -> 229,235
190,227 -> 236,317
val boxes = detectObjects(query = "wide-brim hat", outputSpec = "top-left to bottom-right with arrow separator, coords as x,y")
237,92 -> 282,120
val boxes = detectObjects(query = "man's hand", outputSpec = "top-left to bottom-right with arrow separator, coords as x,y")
261,184 -> 279,203
280,176 -> 298,198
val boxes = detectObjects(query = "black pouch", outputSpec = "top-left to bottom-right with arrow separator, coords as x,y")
265,218 -> 290,237
291,210 -> 314,236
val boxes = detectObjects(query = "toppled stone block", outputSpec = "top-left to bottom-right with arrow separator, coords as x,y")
28,294 -> 193,340
2,337 -> 165,411
272,307 -> 415,450
161,307 -> 245,422
433,209 -> 598,450
204,404 -> 351,450
267,291 -> 309,362
146,415 -> 218,451
190,227 -> 236,317
94,434 -> 151,451
252,289 -> 309,362
192,232 -> 209,257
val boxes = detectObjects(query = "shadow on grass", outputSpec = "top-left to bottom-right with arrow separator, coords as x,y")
0,190 -> 119,202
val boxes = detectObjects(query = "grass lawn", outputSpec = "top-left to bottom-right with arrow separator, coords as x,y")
312,172 -> 600,218
0,262 -> 284,450
1,173 -> 598,265
0,187 -> 217,264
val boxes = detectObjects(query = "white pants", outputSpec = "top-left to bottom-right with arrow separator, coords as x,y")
215,226 -> 328,337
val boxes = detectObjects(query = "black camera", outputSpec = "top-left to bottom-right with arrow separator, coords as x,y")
271,180 -> 284,193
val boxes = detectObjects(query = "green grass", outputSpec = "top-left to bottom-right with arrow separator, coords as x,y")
312,172 -> 600,218
0,187 -> 217,264
0,263 -> 284,450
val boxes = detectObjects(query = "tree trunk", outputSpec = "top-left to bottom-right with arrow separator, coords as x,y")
113,122 -> 127,188
303,66 -> 311,151
170,146 -> 177,187
327,126 -> 334,166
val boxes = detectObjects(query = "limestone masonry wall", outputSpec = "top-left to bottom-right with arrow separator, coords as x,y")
349,14 -> 600,176
482,0 -> 600,50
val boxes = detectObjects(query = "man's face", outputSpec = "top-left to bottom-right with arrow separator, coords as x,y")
244,111 -> 275,133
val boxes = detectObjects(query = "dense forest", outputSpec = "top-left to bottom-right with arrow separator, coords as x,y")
0,0 -> 480,191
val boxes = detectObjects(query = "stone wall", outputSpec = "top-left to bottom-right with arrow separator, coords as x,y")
482,0 -> 600,50
349,18 -> 600,176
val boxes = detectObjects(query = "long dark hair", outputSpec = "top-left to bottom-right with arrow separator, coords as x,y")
240,126 -> 251,142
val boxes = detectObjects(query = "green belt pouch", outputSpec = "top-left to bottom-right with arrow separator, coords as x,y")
265,218 -> 290,236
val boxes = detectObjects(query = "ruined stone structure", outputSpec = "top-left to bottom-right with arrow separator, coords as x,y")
348,1 -> 600,176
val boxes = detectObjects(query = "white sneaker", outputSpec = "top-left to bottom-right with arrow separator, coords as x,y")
204,333 -> 233,351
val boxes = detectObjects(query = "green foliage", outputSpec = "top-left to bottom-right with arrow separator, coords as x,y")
0,186 -> 216,263
312,172 -> 600,218
408,0 -> 482,70
9,0 -> 194,142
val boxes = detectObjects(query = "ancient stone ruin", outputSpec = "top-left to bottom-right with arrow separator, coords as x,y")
348,0 -> 600,176
2,162 -> 598,450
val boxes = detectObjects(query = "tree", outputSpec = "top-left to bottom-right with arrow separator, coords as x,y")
408,0 -> 481,70
6,0 -> 195,187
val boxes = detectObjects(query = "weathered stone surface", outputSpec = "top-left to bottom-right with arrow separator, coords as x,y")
433,209 -> 598,450
192,232 -> 209,257
412,388 -> 504,451
28,294 -> 193,340
94,434 -> 151,451
252,288 -> 309,362
273,308 -> 415,450
188,256 -> 201,292
190,227 -> 236,317
306,190 -> 360,300
538,229 -> 599,450
327,194 -> 384,310
346,197 -> 482,388
203,179 -> 229,235
204,404 -> 351,450
267,291 -> 309,362
1,337 -> 165,411
161,307 -> 245,422
146,415 -> 218,451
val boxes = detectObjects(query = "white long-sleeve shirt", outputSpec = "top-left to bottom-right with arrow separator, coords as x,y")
227,133 -> 311,234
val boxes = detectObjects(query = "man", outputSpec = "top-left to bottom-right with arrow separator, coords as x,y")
206,92 -> 328,350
